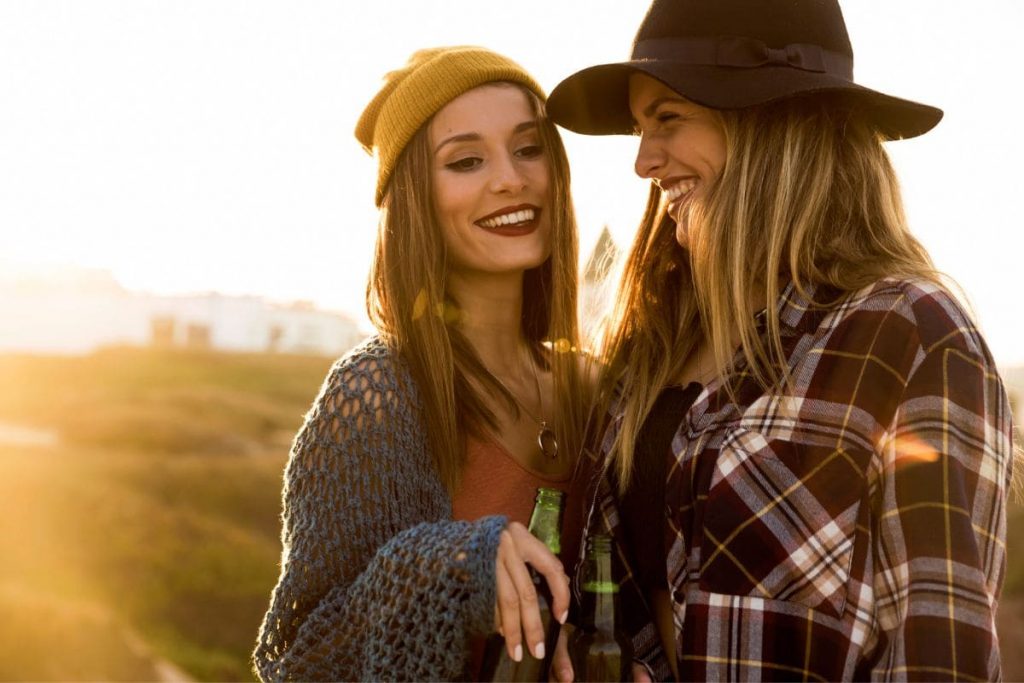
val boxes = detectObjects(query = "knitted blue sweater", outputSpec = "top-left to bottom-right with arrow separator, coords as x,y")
253,337 -> 507,681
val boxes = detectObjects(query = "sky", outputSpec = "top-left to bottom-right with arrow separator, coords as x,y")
1,1 -> 1022,365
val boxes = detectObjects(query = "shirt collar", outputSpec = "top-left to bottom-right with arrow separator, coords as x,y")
755,279 -> 833,337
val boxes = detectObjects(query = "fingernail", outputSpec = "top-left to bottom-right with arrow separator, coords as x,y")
513,644 -> 523,662
559,666 -> 573,683
559,610 -> 568,624
534,642 -> 545,660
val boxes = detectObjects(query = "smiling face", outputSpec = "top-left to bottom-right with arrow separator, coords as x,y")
429,83 -> 551,277
629,73 -> 727,248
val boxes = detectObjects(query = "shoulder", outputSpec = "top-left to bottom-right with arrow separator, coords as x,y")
285,336 -> 436,486
322,335 -> 419,404
331,334 -> 403,383
302,335 -> 424,436
828,277 -> 990,362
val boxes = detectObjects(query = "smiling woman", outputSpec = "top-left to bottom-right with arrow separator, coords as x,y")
252,46 -> 590,682
547,0 -> 1015,680
628,76 -> 726,248
430,83 -> 553,276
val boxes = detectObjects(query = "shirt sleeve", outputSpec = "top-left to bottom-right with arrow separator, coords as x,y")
252,349 -> 506,682
870,336 -> 1013,681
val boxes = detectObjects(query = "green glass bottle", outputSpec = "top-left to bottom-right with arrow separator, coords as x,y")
478,487 -> 565,682
568,534 -> 630,682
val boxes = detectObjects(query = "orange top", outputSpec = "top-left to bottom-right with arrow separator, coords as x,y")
453,436 -> 591,680
452,436 -> 587,567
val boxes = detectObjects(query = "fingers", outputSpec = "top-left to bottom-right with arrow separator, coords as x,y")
495,531 -> 524,662
507,523 -> 570,626
537,560 -> 571,628
550,626 -> 574,683
495,522 -> 572,664
632,662 -> 653,682
505,529 -> 547,660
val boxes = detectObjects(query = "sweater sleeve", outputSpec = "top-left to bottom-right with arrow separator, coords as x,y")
252,341 -> 507,682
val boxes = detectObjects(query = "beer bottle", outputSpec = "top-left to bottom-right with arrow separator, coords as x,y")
568,534 -> 630,682
478,487 -> 565,682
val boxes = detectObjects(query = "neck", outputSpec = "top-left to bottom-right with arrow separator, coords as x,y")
447,269 -> 529,375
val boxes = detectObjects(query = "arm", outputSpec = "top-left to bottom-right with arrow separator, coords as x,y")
870,340 -> 1013,681
252,345 -> 505,682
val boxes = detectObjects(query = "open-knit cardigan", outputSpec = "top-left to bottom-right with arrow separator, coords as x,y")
253,336 -> 507,681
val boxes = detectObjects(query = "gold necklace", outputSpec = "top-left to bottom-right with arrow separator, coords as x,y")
491,353 -> 559,460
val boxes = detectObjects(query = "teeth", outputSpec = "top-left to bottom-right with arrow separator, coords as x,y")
480,208 -> 535,228
664,180 -> 697,203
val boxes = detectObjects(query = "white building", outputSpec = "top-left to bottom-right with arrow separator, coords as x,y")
0,266 -> 365,356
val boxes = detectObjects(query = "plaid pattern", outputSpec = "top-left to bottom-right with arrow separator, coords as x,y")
583,278 -> 1014,681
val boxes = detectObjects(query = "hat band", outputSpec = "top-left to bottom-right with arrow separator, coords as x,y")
633,36 -> 853,79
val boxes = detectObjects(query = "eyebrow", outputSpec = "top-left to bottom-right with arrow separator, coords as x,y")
633,96 -> 692,124
434,120 -> 538,155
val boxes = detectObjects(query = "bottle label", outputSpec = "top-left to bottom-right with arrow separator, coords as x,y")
582,580 -> 620,594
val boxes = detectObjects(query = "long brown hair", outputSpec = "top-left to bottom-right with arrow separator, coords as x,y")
600,96 -> 940,491
367,83 -> 585,494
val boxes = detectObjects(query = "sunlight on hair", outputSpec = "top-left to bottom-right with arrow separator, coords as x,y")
436,301 -> 461,325
412,289 -> 429,321
552,338 -> 572,354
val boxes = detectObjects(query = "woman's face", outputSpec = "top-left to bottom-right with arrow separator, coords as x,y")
429,84 -> 551,277
629,73 -> 726,248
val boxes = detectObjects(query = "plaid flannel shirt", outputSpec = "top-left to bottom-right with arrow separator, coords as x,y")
583,278 -> 1014,681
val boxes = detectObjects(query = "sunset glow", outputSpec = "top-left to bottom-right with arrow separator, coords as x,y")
1,1 -> 1021,365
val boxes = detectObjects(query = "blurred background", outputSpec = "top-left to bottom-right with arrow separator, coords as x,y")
1,1 -> 1022,679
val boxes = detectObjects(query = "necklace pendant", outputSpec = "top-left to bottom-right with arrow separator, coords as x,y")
537,421 -> 559,460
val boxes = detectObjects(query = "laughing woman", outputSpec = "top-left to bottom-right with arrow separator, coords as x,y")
253,47 -> 588,681
547,0 -> 1014,681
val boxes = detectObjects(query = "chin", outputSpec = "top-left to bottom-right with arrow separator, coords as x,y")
510,243 -> 551,271
509,254 -> 550,273
674,222 -> 690,248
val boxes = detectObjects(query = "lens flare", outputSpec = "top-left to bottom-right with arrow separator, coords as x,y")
892,433 -> 941,468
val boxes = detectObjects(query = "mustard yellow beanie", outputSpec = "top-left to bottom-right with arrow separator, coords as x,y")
355,46 -> 546,207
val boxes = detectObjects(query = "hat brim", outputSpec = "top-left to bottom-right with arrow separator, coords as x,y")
547,61 -> 942,140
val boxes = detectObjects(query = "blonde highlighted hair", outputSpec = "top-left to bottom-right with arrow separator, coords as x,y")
600,96 -> 940,491
367,83 -> 585,495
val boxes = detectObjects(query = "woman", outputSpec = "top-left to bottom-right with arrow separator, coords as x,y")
253,46 -> 589,681
547,1 -> 1014,681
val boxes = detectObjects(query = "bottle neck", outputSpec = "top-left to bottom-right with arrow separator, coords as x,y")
528,489 -> 565,555
582,544 -> 618,632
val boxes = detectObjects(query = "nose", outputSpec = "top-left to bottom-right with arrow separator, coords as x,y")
633,132 -> 665,180
489,153 -> 527,194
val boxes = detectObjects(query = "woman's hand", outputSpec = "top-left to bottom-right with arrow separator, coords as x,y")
494,521 -> 569,662
548,627 -> 652,683
633,662 -> 653,682
549,626 -> 573,682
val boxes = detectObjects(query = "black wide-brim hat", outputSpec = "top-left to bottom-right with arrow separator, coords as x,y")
548,0 -> 942,140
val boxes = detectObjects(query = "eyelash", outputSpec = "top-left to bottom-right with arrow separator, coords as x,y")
516,144 -> 543,159
446,157 -> 481,172
444,144 -> 544,172
634,111 -> 687,135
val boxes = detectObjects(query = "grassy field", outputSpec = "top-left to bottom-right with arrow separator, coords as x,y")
0,345 -> 1021,680
0,346 -> 336,681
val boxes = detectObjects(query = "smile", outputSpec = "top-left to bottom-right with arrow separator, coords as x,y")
662,178 -> 698,204
477,207 -> 537,228
474,205 -> 541,236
